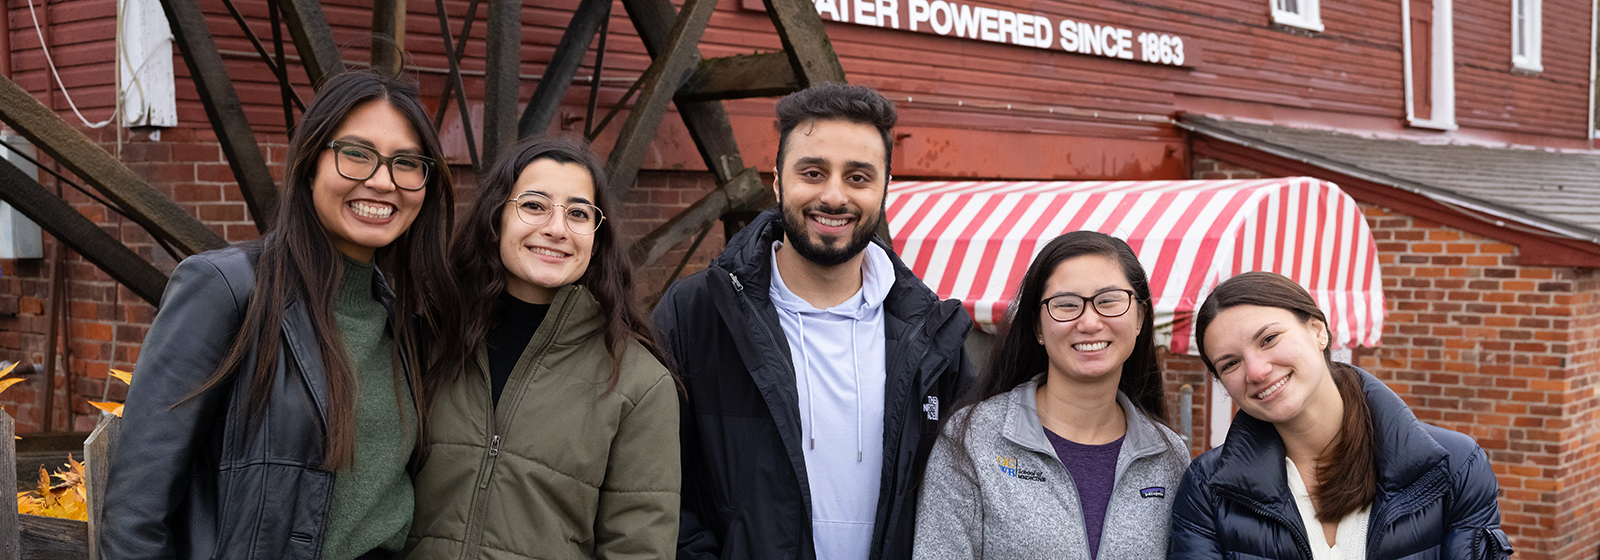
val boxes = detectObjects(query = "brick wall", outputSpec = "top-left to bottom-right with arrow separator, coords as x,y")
1194,157 -> 1600,560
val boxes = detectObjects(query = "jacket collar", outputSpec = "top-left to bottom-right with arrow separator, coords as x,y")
1001,376 -> 1172,463
1210,367 -> 1450,506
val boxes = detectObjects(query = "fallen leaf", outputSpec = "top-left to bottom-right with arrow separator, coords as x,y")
88,401 -> 125,417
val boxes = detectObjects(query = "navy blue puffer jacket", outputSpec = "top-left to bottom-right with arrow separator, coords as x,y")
1168,368 -> 1512,559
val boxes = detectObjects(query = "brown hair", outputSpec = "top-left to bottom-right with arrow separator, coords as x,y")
445,135 -> 665,394
1194,271 -> 1375,522
185,70 -> 461,471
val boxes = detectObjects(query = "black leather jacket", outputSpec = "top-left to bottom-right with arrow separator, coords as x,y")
100,241 -> 401,560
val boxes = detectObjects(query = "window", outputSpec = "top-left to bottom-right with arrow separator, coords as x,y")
1272,0 -> 1324,32
1512,0 -> 1542,72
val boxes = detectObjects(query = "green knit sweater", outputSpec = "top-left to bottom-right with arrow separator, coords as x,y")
322,256 -> 416,560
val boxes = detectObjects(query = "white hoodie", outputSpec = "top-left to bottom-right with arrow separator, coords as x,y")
769,240 -> 894,560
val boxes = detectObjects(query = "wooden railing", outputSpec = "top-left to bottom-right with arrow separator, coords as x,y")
2,408 -> 117,560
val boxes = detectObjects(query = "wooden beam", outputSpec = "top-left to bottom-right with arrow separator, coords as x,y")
1,410 -> 15,560
19,515 -> 87,560
158,0 -> 278,231
482,0 -> 523,162
676,52 -> 799,103
0,158 -> 169,305
0,76 -> 226,257
630,167 -> 772,267
762,0 -> 847,85
606,0 -> 720,197
518,0 -> 610,138
371,0 -> 407,75
274,0 -> 347,86
620,0 -> 746,184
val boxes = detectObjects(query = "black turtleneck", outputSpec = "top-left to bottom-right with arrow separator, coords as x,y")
487,292 -> 549,407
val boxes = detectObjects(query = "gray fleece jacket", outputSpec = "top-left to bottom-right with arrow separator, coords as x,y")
913,378 -> 1190,559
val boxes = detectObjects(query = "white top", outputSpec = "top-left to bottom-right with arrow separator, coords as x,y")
769,240 -> 894,560
1286,457 -> 1371,560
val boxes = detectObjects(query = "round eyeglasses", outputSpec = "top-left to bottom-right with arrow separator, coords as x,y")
507,192 -> 605,235
1041,288 -> 1136,322
328,141 -> 433,191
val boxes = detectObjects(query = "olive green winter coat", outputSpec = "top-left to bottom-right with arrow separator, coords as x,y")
405,284 -> 680,560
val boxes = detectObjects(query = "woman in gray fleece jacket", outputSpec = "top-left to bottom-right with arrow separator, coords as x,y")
914,231 -> 1189,559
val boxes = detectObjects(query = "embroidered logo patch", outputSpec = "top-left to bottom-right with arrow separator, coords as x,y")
995,456 -> 1047,482
1140,487 -> 1167,499
924,396 -> 939,420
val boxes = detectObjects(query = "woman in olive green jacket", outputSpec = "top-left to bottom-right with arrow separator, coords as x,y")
406,136 -> 679,559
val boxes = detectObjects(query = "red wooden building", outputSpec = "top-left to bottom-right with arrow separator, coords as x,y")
0,0 -> 1598,557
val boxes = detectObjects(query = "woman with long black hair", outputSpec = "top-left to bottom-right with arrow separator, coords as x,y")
101,70 -> 460,560
1169,271 -> 1510,559
914,231 -> 1188,559
405,135 -> 678,560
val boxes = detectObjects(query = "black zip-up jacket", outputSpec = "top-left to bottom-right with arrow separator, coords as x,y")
100,241 -> 408,560
654,207 -> 976,560
1168,368 -> 1513,559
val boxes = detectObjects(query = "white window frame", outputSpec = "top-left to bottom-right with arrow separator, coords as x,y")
1512,0 -> 1543,72
1271,0 -> 1324,32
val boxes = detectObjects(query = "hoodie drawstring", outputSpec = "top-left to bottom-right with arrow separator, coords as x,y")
851,319 -> 862,462
799,313 -> 815,450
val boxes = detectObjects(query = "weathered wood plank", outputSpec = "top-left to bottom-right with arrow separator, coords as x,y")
19,515 -> 87,560
605,0 -> 721,197
0,157 -> 168,305
156,0 -> 278,231
761,0 -> 847,86
676,53 -> 800,103
629,167 -> 771,267
0,76 -> 227,257
481,0 -> 523,162
620,0 -> 746,184
274,0 -> 347,86
518,0 -> 611,138
371,0 -> 407,75
2,410 -> 16,560
84,417 -> 120,560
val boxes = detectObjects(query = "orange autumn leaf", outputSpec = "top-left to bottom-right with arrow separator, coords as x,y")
88,401 -> 125,417
17,455 -> 88,520
109,368 -> 133,386
0,377 -> 22,395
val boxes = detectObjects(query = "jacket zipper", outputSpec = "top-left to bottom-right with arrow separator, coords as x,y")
1217,488 -> 1314,559
462,355 -> 506,559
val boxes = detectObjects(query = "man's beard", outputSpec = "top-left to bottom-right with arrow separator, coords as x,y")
778,190 -> 881,268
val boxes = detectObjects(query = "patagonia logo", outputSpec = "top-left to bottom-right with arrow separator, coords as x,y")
1140,487 -> 1167,499
995,456 -> 1047,482
924,396 -> 939,421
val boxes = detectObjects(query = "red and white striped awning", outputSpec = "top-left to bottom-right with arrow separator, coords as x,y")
887,177 -> 1385,354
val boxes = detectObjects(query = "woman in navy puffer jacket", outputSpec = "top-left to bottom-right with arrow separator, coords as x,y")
1169,272 -> 1511,560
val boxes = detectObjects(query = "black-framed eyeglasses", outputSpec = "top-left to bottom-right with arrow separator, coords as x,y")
1041,288 -> 1137,322
327,141 -> 433,191
506,192 -> 605,235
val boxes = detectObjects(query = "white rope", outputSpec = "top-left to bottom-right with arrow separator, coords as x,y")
25,0 -> 118,128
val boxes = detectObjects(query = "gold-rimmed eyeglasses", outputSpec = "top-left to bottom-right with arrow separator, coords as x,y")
506,192 -> 605,235
1041,288 -> 1136,322
327,141 -> 433,191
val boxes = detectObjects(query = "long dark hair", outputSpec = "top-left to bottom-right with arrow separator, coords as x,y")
949,231 -> 1167,449
1194,271 -> 1375,522
446,135 -> 663,393
187,70 -> 460,471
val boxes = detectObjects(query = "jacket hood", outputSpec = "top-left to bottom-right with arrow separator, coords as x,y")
1210,367 -> 1450,505
715,207 -> 961,330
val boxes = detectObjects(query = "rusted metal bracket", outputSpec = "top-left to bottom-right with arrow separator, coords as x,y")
0,75 -> 226,256
629,166 -> 772,267
519,0 -> 612,137
0,158 -> 168,305
677,52 -> 801,102
606,0 -> 721,197
763,0 -> 847,85
482,0 -> 523,162
274,0 -> 348,86
161,0 -> 279,231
